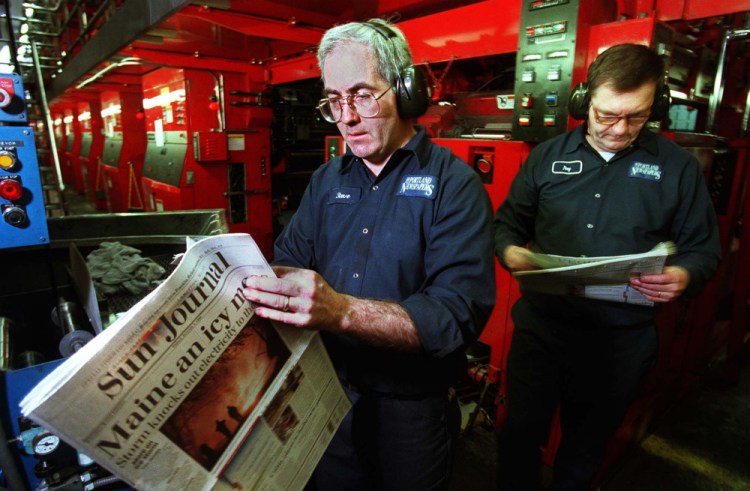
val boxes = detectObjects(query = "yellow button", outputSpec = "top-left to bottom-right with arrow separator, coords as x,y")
0,153 -> 16,169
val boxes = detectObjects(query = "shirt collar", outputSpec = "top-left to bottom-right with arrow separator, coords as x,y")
339,125 -> 430,173
564,123 -> 660,157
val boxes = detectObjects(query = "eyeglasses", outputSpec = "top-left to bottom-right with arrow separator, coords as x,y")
591,107 -> 651,126
317,87 -> 392,123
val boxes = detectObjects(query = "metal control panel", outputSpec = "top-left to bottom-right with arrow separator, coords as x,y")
511,0 -> 614,142
0,73 -> 49,250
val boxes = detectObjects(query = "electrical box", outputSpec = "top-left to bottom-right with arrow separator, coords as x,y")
139,67 -> 273,256
511,0 -> 615,142
0,74 -> 49,250
99,89 -> 146,212
0,73 -> 27,123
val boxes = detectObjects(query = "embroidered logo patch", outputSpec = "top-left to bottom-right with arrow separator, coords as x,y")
328,187 -> 361,204
551,160 -> 582,175
628,162 -> 662,181
396,175 -> 438,199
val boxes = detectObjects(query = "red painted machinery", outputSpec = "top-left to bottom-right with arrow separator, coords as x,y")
139,67 -> 274,256
60,104 -> 84,195
16,1 -> 750,487
99,89 -> 147,213
76,98 -> 106,211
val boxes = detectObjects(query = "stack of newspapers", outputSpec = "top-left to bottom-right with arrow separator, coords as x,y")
21,234 -> 350,491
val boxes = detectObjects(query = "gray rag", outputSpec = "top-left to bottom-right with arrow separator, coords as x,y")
86,241 -> 166,298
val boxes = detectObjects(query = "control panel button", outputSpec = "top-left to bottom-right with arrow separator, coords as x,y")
520,95 -> 534,108
518,115 -> 532,126
0,149 -> 17,170
2,203 -> 27,227
0,176 -> 23,201
0,87 -> 11,109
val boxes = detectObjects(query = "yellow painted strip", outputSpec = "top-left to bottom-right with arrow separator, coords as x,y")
641,434 -> 749,489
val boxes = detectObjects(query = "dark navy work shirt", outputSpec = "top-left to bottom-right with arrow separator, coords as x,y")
274,126 -> 496,395
494,124 -> 721,326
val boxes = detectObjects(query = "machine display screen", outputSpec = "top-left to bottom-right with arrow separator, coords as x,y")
100,137 -> 123,168
142,141 -> 188,187
79,134 -> 92,158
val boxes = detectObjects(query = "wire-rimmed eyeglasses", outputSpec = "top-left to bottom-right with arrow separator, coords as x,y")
317,87 -> 392,123
591,106 -> 651,126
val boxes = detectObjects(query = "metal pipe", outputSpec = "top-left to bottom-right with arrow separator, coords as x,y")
742,84 -> 750,137
66,0 -> 118,57
31,39 -> 65,192
0,317 -> 13,371
217,72 -> 226,132
3,0 -> 21,73
706,28 -> 750,134
23,0 -> 66,14
74,56 -> 142,88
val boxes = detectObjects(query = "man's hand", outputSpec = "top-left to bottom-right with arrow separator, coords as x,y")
503,245 -> 538,272
242,266 -> 421,350
630,266 -> 691,303
242,266 -> 349,331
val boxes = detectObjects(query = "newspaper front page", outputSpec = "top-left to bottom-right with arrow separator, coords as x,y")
513,242 -> 676,306
21,233 -> 350,491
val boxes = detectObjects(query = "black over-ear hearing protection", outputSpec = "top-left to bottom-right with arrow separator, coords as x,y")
567,82 -> 671,122
363,21 -> 431,119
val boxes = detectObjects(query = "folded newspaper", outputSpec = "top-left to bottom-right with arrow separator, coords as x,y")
513,241 -> 677,306
21,233 -> 351,491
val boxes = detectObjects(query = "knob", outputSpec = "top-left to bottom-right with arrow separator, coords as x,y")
2,204 -> 27,226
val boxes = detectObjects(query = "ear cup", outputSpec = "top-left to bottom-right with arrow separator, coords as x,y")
396,65 -> 431,119
363,21 -> 431,119
649,84 -> 671,121
567,82 -> 589,121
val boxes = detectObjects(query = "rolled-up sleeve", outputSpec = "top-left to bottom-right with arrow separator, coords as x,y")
401,169 -> 497,357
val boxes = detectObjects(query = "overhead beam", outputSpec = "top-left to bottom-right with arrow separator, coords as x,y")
50,0 -> 192,98
120,47 -> 266,76
178,5 -> 325,45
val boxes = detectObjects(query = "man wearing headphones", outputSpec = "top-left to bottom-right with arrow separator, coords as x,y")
494,44 -> 721,489
242,18 -> 496,490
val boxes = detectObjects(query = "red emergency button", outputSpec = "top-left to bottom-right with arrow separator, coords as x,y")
0,177 -> 23,201
0,87 -> 11,108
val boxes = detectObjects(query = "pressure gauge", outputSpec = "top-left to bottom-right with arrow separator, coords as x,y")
32,432 -> 61,456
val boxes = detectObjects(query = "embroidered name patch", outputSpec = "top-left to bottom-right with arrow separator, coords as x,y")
396,175 -> 438,199
328,187 -> 361,204
628,161 -> 662,181
551,160 -> 582,175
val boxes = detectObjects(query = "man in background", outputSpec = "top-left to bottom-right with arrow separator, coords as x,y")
494,43 -> 721,490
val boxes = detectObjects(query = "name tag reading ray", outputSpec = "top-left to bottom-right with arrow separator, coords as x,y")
551,160 -> 582,175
